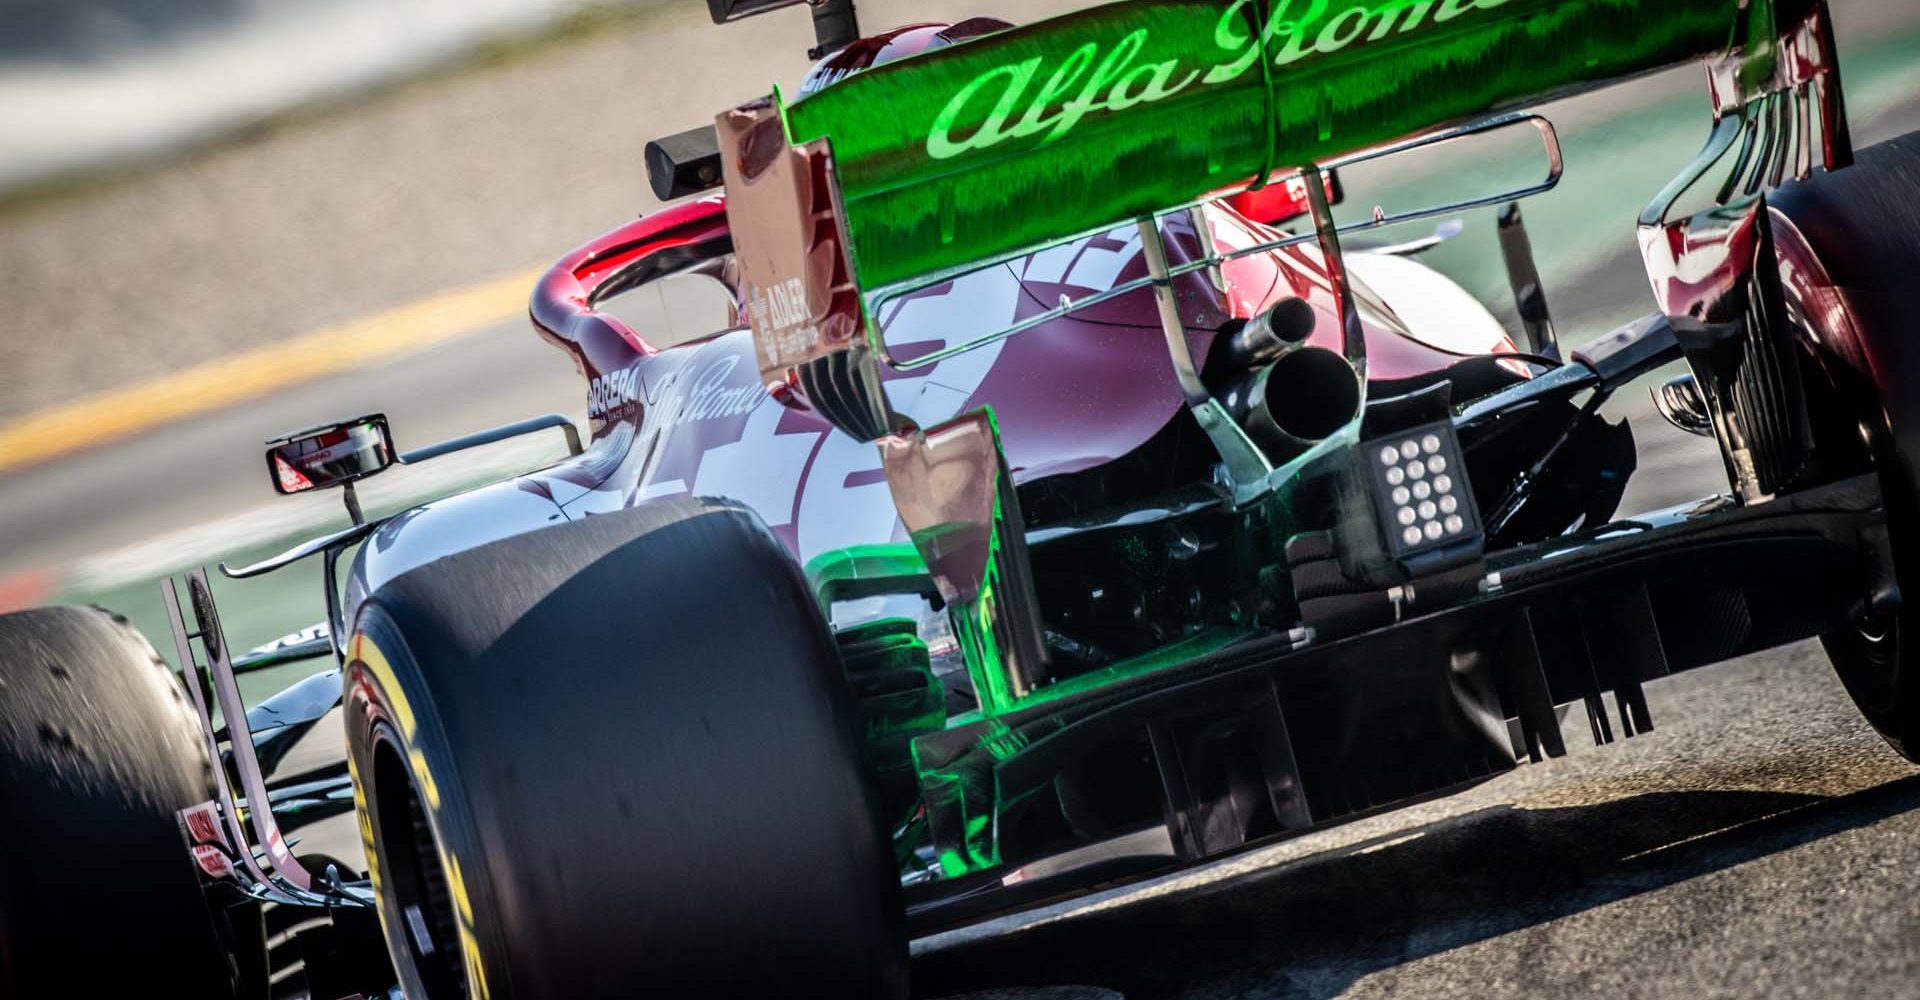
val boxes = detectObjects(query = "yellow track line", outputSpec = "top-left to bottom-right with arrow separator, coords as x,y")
0,267 -> 547,475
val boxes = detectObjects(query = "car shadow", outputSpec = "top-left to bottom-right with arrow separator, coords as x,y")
912,773 -> 1920,1000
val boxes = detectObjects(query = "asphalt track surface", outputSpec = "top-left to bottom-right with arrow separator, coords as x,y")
3,15 -> 1920,1000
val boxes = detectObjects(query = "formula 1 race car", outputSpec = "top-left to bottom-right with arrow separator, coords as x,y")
6,0 -> 1920,996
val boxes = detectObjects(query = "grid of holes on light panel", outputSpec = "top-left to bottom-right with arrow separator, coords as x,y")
1377,432 -> 1466,549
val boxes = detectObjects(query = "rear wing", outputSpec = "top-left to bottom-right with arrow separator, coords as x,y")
718,0 -> 1836,440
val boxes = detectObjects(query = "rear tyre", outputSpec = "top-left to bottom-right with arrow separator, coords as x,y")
1775,131 -> 1920,759
344,497 -> 907,998
0,606 -> 233,996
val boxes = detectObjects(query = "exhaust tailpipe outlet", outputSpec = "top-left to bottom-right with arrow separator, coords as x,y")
1220,346 -> 1363,461
1219,295 -> 1318,369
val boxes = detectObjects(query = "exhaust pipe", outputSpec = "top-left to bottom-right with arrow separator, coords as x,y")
1218,295 -> 1318,369
1219,346 -> 1363,461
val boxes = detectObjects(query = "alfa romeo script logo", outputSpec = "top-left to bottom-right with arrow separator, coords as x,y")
928,0 -> 1515,160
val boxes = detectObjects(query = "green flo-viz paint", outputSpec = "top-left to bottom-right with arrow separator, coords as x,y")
781,0 -> 1741,290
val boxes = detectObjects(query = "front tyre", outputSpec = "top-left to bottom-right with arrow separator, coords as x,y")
344,497 -> 906,998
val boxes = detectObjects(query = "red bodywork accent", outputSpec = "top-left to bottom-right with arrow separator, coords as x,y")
1767,207 -> 1879,416
1642,1 -> 1851,322
1226,172 -> 1338,229
1640,204 -> 1766,323
531,196 -> 732,428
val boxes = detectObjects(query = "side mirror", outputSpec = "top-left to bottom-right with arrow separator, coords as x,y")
706,0 -> 857,58
265,415 -> 394,495
706,0 -> 805,22
646,125 -> 723,201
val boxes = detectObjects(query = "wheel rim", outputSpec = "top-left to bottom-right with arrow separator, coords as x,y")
1831,428 -> 1914,725
370,727 -> 468,999
1839,609 -> 1902,715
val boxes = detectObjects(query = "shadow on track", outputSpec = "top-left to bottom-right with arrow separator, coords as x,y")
914,773 -> 1920,1000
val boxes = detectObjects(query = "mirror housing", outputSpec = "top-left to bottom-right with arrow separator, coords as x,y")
265,415 -> 395,495
646,125 -> 723,201
705,0 -> 804,21
706,0 -> 858,57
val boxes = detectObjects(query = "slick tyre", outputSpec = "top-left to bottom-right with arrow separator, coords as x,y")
344,497 -> 906,999
0,606 -> 233,997
1776,131 -> 1920,759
